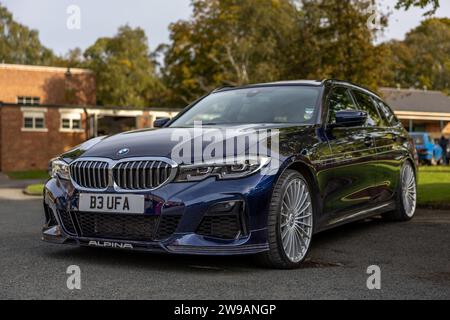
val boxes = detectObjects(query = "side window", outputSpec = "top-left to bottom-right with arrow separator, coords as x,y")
352,90 -> 383,127
375,98 -> 399,127
327,87 -> 357,124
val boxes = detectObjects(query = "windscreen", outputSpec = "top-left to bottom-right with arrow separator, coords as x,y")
170,86 -> 321,127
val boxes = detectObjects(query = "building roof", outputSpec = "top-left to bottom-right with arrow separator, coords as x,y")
0,102 -> 181,113
0,63 -> 93,74
380,87 -> 450,114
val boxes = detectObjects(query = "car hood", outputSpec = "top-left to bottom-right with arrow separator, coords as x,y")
62,124 -> 315,163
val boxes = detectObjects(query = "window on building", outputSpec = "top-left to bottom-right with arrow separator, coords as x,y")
60,111 -> 83,131
22,112 -> 46,130
17,96 -> 40,105
72,119 -> 82,129
62,119 -> 71,129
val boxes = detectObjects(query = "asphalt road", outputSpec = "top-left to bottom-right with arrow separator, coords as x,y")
0,189 -> 449,300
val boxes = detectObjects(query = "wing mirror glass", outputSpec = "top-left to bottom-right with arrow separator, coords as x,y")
153,117 -> 171,128
334,110 -> 367,127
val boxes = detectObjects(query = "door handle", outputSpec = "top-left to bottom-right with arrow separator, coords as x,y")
364,136 -> 374,147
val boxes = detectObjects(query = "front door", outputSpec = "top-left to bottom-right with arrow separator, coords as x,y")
322,86 -> 379,224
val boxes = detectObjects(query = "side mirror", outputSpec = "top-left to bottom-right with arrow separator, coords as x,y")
335,110 -> 367,127
153,117 -> 171,128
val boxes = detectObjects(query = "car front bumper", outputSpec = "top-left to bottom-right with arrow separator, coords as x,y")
42,172 -> 277,256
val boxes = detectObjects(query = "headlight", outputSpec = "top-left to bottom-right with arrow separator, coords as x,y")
50,159 -> 70,180
175,157 -> 270,182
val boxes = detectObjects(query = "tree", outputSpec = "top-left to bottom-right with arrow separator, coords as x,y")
84,25 -> 164,107
0,3 -> 56,65
63,48 -> 84,68
160,0 -> 391,106
395,0 -> 440,15
382,18 -> 450,93
159,0 -> 299,106
289,0 -> 388,90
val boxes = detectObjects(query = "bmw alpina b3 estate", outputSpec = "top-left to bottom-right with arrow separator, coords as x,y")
43,80 -> 418,269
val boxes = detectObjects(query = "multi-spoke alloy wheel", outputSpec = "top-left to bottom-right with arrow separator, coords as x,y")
401,163 -> 417,218
258,170 -> 314,269
280,178 -> 313,263
383,161 -> 417,222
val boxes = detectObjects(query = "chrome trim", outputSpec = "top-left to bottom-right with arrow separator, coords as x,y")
69,157 -> 179,193
329,202 -> 392,225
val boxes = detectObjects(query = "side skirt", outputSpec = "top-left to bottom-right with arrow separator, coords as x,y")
316,201 -> 396,233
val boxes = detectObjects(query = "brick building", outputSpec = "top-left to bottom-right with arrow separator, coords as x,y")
0,63 -> 179,173
0,63 -> 96,172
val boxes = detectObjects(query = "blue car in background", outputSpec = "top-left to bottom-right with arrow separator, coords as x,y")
410,132 -> 443,165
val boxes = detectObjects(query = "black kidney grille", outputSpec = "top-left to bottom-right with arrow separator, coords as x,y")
70,160 -> 175,190
113,160 -> 173,190
70,161 -> 109,189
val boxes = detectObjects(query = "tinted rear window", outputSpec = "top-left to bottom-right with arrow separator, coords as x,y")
375,98 -> 399,126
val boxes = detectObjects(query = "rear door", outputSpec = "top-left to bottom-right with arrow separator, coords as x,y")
372,97 -> 408,201
322,86 -> 378,223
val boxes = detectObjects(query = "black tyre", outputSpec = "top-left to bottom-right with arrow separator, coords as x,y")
257,170 -> 314,269
383,161 -> 417,222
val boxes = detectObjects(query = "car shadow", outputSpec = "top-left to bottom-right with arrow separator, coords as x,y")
45,216 -> 389,273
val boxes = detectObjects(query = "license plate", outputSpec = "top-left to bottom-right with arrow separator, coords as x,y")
79,194 -> 145,214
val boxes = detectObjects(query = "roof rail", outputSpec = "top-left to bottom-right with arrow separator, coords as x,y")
322,79 -> 381,98
212,85 -> 236,93
321,78 -> 347,84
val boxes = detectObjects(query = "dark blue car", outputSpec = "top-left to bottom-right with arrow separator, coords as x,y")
43,80 -> 418,269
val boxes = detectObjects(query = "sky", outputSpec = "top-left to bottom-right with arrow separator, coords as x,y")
2,0 -> 450,56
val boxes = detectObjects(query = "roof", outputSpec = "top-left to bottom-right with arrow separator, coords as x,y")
380,87 -> 450,114
0,63 -> 93,74
215,80 -> 381,98
260,80 -> 324,86
213,80 -> 324,92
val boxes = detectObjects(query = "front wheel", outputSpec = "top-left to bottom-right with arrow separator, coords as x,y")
383,161 -> 417,221
257,170 -> 314,269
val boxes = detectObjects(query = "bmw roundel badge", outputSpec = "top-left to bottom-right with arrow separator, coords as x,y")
117,148 -> 130,156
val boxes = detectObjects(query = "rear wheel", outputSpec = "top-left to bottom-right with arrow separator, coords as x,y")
257,170 -> 314,269
383,161 -> 417,221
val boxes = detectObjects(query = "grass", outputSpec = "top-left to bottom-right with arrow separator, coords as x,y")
24,184 -> 44,196
7,170 -> 49,180
417,166 -> 450,208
